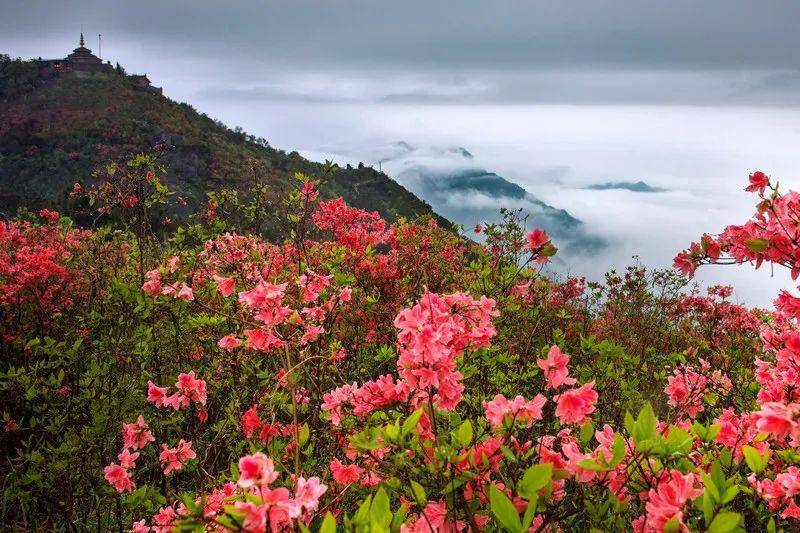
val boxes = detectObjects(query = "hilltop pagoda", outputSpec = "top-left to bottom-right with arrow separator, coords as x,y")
65,32 -> 105,72
34,32 -> 161,93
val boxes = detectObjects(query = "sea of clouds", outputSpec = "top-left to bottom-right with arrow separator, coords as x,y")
189,95 -> 800,307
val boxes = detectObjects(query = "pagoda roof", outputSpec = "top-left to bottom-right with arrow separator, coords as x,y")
70,46 -> 95,56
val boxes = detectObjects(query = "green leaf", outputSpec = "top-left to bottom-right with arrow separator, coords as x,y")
370,488 -> 391,527
354,495 -> 373,524
490,485 -> 522,532
579,421 -> 595,444
701,492 -> 714,525
666,426 -> 693,455
745,238 -> 769,253
634,404 -> 658,443
298,423 -> 310,447
410,481 -> 427,505
721,486 -> 739,505
320,512 -> 336,533
706,424 -> 722,442
577,458 -> 608,472
624,411 -> 636,435
742,445 -> 767,474
609,434 -> 627,468
384,421 -> 400,441
521,496 -> 539,530
391,503 -> 409,532
663,517 -> 681,533
518,463 -> 553,499
455,420 -> 473,447
708,511 -> 742,533
767,517 -> 776,533
401,409 -> 424,437
702,474 -> 720,504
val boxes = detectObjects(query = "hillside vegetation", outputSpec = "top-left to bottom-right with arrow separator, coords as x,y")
2,159 -> 799,531
0,56 -> 445,230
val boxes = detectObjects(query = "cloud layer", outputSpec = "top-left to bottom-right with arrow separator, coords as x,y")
3,1 -> 800,106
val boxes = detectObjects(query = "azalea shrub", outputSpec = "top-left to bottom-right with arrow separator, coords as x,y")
4,163 -> 800,531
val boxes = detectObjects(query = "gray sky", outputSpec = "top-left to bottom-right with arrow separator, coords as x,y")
3,0 -> 800,106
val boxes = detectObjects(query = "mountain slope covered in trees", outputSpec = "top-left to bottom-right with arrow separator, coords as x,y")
0,57 -> 446,227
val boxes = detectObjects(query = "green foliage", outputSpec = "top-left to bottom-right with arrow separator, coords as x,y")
0,62 -> 446,235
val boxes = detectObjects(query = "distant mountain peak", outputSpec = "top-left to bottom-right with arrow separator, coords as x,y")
585,180 -> 667,193
395,164 -> 605,255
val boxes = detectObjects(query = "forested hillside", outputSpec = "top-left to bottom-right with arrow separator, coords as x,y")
0,56 -> 446,231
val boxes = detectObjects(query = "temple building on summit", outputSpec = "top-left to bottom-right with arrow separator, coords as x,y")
38,32 -> 108,74
65,32 -> 105,72
37,32 -> 162,94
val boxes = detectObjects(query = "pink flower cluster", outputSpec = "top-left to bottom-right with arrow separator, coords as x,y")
674,171 -> 800,281
554,381 -> 599,425
104,416 -> 154,492
634,470 -> 703,532
394,291 -> 498,410
537,345 -> 577,389
322,375 -> 407,426
132,452 -> 326,532
159,439 -> 196,475
484,393 -> 546,428
750,466 -> 800,519
322,291 -> 498,424
664,362 -> 731,418
240,405 -> 300,444
146,371 -> 207,411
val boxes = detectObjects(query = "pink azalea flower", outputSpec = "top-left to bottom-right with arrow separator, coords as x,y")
294,476 -> 327,513
141,269 -> 162,297
241,405 -> 262,438
537,345 -> 577,389
555,381 -> 598,425
755,402 -> 797,437
745,170 -> 769,194
146,380 -> 169,408
238,452 -> 279,488
524,228 -> 549,251
485,393 -> 546,428
233,501 -> 267,531
244,327 -> 286,352
213,275 -> 235,297
664,367 -> 707,418
175,371 -> 207,406
673,251 -> 698,278
117,448 -> 139,469
160,439 -> 195,474
329,458 -> 364,485
338,287 -> 352,303
238,282 -> 287,309
643,471 -> 702,532
300,325 -> 324,344
131,519 -> 150,533
299,182 -> 319,201
218,334 -> 242,351
122,415 -> 154,450
104,463 -> 135,492
176,282 -> 194,301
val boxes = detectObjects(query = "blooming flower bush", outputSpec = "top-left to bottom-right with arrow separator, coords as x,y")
4,162 -> 800,531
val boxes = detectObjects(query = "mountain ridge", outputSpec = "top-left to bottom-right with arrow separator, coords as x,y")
0,56 -> 447,229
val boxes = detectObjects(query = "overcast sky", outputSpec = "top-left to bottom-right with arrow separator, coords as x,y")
3,0 -> 800,106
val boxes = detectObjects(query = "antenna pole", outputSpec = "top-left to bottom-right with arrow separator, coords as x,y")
98,34 -> 102,59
